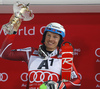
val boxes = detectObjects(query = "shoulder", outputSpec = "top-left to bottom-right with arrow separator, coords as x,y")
31,48 -> 39,56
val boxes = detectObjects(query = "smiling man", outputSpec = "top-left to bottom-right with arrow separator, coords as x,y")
0,15 -> 81,89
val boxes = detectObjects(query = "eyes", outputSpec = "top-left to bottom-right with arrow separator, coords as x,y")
46,32 -> 60,39
47,34 -> 58,38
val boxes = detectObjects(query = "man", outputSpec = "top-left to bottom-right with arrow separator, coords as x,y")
0,15 -> 81,89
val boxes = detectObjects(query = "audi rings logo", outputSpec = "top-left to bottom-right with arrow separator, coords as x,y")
78,73 -> 82,80
29,71 -> 59,83
95,73 -> 100,82
20,72 -> 28,82
95,48 -> 100,57
0,73 -> 8,82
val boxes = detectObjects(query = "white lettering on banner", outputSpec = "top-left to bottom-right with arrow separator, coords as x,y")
29,71 -> 59,83
29,88 -> 39,89
40,26 -> 46,35
20,72 -> 28,82
0,26 -> 46,35
18,27 -> 35,35
74,48 -> 81,56
21,83 -> 27,87
95,48 -> 100,57
95,73 -> 100,82
96,59 -> 100,62
0,26 -> 35,35
0,73 -> 8,82
96,84 -> 100,88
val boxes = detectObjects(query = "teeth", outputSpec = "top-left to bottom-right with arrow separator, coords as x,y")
48,42 -> 53,44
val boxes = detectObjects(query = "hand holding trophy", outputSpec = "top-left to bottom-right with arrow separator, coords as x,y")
2,1 -> 34,35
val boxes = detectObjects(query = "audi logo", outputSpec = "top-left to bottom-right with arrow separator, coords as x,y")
95,73 -> 100,82
29,71 -> 59,83
20,72 -> 28,82
20,72 -> 82,83
95,48 -> 100,57
0,73 -> 8,82
78,73 -> 82,80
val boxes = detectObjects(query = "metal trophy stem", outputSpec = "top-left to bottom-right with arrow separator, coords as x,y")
2,1 -> 34,35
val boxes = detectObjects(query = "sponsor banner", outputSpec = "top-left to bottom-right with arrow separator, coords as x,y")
0,72 -> 8,82
0,13 -> 100,89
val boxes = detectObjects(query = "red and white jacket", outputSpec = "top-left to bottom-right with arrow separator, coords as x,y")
0,34 -> 81,89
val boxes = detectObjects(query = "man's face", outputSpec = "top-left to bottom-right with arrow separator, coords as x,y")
45,31 -> 60,51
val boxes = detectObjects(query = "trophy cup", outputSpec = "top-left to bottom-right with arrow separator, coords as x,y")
2,1 -> 34,35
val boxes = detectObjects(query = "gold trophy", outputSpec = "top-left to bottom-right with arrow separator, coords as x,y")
2,1 -> 34,34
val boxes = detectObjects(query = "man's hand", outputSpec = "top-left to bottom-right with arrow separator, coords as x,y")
39,80 -> 66,89
9,14 -> 22,32
2,14 -> 22,35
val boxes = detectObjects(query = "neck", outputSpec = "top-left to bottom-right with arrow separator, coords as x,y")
46,47 -> 56,52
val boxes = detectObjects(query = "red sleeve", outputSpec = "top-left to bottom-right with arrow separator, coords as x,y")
64,63 -> 81,89
0,34 -> 28,63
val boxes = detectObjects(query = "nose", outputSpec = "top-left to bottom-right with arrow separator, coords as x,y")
49,36 -> 53,41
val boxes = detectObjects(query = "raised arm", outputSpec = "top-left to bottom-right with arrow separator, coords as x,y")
0,15 -> 28,63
